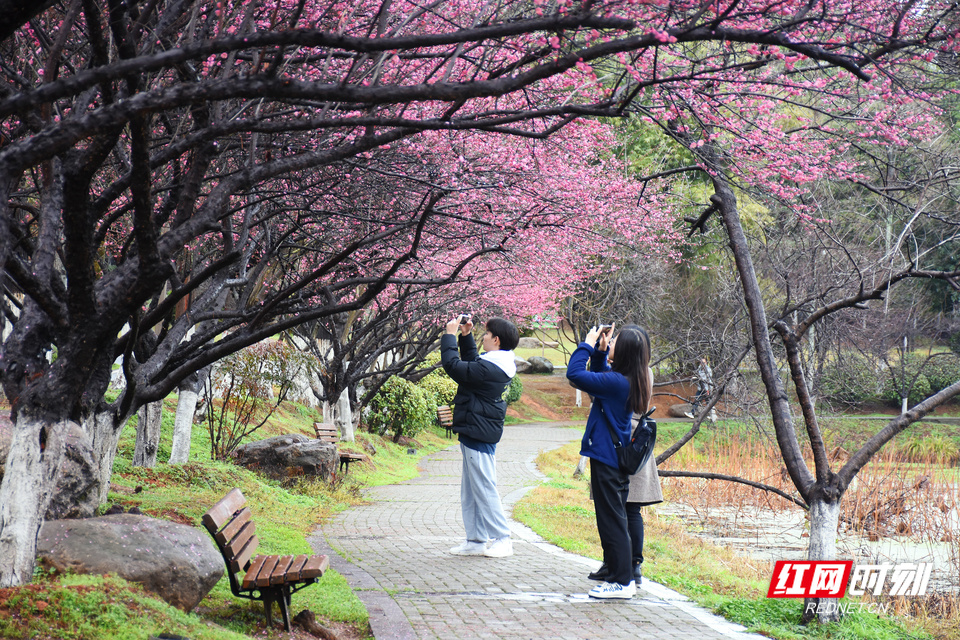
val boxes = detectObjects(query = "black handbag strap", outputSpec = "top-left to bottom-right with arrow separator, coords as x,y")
596,399 -> 655,449
594,399 -> 624,448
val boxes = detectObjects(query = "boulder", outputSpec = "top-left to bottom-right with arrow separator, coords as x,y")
527,356 -> 555,374
514,356 -> 532,374
669,403 -> 694,418
517,337 -> 543,349
0,417 -> 98,520
233,433 -> 338,479
37,514 -> 223,611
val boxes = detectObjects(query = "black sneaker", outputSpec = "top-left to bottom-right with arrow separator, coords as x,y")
588,563 -> 610,581
633,563 -> 642,584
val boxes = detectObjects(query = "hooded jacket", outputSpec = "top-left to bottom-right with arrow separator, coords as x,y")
440,332 -> 516,444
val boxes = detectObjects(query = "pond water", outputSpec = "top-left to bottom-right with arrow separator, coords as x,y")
656,501 -> 960,593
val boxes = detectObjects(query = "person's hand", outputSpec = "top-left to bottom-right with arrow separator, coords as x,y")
584,325 -> 602,347
445,317 -> 462,334
597,323 -> 615,351
460,317 -> 474,335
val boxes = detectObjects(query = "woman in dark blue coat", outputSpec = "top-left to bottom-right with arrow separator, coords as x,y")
567,324 -> 652,599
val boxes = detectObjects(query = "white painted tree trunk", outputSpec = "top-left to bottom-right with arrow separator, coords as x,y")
575,389 -> 582,407
573,455 -> 589,478
0,414 -> 68,587
804,498 -> 842,623
85,410 -> 127,506
132,401 -> 163,468
336,388 -> 355,442
169,388 -> 199,464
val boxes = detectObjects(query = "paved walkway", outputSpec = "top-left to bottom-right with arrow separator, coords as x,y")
311,422 -> 766,640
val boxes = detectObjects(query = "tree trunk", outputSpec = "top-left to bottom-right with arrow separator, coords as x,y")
802,496 -> 842,623
0,413 -> 68,587
85,410 -> 127,506
170,369 -> 207,464
573,455 -> 589,478
336,388 -> 354,442
133,400 -> 163,468
169,388 -> 198,464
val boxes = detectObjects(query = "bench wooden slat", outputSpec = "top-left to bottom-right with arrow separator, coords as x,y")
288,555 -> 308,580
202,487 -> 246,532
269,555 -> 295,585
437,405 -> 453,425
230,531 -> 259,574
256,556 -> 280,587
300,554 -> 330,580
225,520 -> 256,558
313,422 -> 338,443
216,507 -> 252,546
241,554 -> 270,590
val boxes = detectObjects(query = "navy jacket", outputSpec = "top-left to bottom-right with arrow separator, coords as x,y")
440,333 -> 512,444
566,342 -> 633,469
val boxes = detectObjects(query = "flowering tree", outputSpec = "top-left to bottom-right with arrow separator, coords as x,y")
1,0 -> 958,591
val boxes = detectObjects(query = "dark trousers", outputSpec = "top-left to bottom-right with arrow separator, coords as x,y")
590,458 -> 632,585
626,502 -> 644,565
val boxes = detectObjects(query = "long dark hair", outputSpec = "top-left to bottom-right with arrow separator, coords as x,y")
610,324 -> 651,413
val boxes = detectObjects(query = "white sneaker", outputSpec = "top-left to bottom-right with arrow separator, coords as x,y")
588,580 -> 636,599
449,541 -> 487,556
683,412 -> 695,419
484,537 -> 513,558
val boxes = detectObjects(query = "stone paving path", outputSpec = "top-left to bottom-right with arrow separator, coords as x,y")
311,422 -> 767,640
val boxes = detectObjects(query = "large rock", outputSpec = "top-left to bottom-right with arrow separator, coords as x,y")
37,514 -> 223,611
233,433 -> 337,479
514,356 -> 532,374
517,337 -> 543,349
669,403 -> 695,418
527,356 -> 555,374
0,417 -> 98,520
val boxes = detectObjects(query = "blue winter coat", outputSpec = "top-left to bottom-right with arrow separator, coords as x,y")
566,342 -> 633,469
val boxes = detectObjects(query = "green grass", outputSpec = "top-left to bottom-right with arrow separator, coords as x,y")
2,398 -> 455,640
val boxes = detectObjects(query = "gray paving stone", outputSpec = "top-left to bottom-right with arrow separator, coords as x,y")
312,422 -> 767,640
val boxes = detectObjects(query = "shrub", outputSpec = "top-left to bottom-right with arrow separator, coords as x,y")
367,376 -> 437,443
205,340 -> 310,459
882,352 -> 935,407
902,435 -> 960,465
818,353 -> 881,406
417,368 -> 458,407
923,354 -> 960,394
504,375 -> 523,404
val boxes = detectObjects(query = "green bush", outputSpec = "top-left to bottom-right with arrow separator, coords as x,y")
367,376 -> 437,443
417,368 -> 458,407
923,354 -> 960,394
504,375 -> 523,404
818,353 -> 881,406
882,352 -> 934,407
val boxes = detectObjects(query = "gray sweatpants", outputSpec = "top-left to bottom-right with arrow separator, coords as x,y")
460,443 -> 511,542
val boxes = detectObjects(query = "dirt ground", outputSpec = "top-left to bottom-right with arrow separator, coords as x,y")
509,372 -> 696,422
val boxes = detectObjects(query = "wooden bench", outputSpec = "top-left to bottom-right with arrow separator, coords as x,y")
313,422 -> 367,474
202,488 -> 329,631
437,405 -> 454,438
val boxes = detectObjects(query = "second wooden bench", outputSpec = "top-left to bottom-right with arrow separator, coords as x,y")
313,422 -> 367,474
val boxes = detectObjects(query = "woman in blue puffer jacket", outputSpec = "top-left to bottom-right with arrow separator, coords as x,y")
567,323 -> 652,599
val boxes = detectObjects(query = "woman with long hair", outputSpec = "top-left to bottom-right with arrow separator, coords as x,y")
566,323 -> 653,599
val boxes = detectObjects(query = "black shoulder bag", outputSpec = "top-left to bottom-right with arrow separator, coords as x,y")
599,401 -> 657,475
